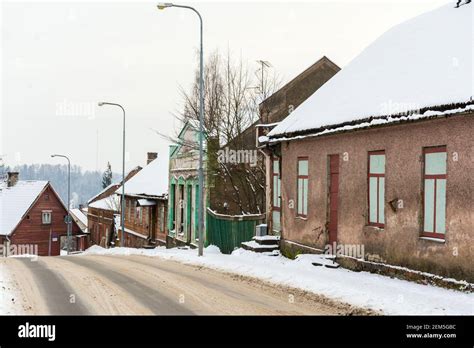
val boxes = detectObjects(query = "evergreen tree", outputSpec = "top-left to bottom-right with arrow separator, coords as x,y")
102,162 -> 113,189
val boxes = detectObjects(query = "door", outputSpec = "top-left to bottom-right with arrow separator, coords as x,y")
50,233 -> 60,256
272,157 -> 282,235
150,206 -> 156,241
328,154 -> 339,246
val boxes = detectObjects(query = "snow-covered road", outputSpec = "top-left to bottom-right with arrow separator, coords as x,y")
1,245 -> 472,315
81,245 -> 474,315
0,253 -> 367,315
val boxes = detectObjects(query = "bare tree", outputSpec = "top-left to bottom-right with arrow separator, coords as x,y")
157,49 -> 281,214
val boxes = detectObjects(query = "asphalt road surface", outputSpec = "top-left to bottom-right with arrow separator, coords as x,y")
2,255 -> 373,315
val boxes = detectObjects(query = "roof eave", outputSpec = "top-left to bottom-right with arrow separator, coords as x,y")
268,101 -> 474,142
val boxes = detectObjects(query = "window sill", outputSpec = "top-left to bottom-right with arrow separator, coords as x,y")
419,236 -> 446,244
295,216 -> 307,221
363,225 -> 384,233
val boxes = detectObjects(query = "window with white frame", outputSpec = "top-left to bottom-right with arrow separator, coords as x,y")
42,211 -> 52,224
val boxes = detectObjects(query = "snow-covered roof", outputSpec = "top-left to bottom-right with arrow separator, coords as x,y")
88,195 -> 120,211
269,3 -> 473,138
115,156 -> 168,197
70,208 -> 87,227
137,199 -> 156,206
0,180 -> 48,236
87,182 -> 119,204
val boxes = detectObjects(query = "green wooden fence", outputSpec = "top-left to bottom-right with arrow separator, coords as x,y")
206,209 -> 265,254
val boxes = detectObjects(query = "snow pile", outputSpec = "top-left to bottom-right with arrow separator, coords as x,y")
0,261 -> 24,314
0,180 -> 48,236
80,245 -> 473,315
269,3 -> 473,138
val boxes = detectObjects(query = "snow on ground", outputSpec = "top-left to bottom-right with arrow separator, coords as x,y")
0,260 -> 23,314
82,245 -> 474,315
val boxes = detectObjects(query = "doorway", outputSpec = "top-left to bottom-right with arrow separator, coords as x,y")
328,154 -> 339,246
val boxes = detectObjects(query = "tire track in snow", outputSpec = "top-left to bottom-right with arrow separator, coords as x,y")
14,258 -> 89,315
61,256 -> 193,315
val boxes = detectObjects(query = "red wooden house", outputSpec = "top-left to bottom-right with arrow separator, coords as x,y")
87,165 -> 142,247
0,172 -> 82,256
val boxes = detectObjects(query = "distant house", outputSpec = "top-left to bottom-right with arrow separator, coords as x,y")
0,172 -> 82,256
116,153 -> 168,248
87,166 -> 142,247
262,3 -> 473,281
87,194 -> 120,247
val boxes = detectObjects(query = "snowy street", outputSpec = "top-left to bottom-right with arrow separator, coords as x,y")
0,251 -> 371,315
1,246 -> 472,316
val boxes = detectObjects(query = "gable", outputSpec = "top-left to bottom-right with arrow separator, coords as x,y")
171,121 -> 199,159
7,183 -> 82,237
0,180 -> 48,236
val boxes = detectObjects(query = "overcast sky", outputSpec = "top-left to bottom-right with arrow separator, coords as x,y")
1,0 -> 449,179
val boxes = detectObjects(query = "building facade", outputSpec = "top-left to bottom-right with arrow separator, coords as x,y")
263,3 -> 473,281
167,121 -> 204,247
265,114 -> 473,281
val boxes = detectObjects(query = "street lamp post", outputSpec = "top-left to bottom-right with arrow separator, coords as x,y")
51,154 -> 71,255
98,102 -> 126,248
157,2 -> 205,257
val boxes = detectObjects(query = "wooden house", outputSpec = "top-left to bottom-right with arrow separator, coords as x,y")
0,172 -> 82,256
87,166 -> 141,247
116,153 -> 168,248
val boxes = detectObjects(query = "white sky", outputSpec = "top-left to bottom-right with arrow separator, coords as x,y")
1,0 -> 449,178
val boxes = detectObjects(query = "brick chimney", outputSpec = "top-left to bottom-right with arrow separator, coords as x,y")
147,152 -> 158,165
7,172 -> 19,187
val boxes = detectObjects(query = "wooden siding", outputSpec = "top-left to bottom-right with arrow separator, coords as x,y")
87,206 -> 115,247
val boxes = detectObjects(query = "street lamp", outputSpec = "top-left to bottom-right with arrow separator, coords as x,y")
97,102 -> 126,248
157,2 -> 205,257
51,154 -> 72,255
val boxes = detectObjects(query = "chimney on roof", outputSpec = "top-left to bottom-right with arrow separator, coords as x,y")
7,172 -> 19,187
147,152 -> 158,165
